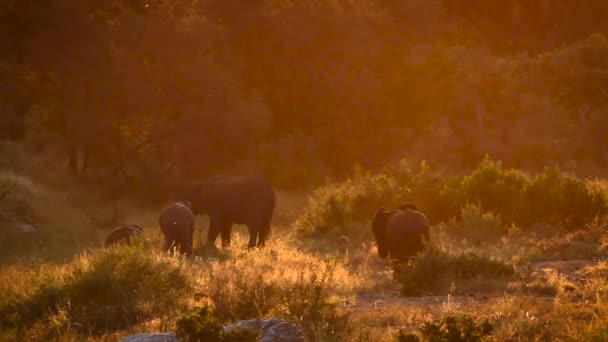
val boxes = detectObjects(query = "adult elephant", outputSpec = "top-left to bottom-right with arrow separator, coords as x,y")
158,202 -> 195,255
187,175 -> 276,249
371,204 -> 430,262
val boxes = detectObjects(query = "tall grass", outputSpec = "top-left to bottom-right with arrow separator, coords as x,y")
0,235 -> 374,341
190,237 -> 362,340
0,245 -> 191,339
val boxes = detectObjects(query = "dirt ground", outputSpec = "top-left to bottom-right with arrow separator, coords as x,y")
351,259 -> 598,314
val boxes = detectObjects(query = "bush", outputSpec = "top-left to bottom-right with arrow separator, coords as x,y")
521,167 -> 608,229
293,160 -> 451,238
176,305 -> 259,342
1,245 -> 191,335
444,203 -> 504,244
398,314 -> 494,342
460,158 -> 528,225
396,247 -> 514,296
293,167 -> 413,236
293,157 -> 608,242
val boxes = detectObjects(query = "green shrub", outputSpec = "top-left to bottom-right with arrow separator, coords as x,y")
293,157 -> 608,241
293,165 -> 414,236
396,247 -> 514,296
1,244 -> 191,334
521,167 -> 608,229
460,158 -> 528,225
407,163 -> 464,225
176,305 -> 259,342
293,160 -> 457,238
444,203 -> 504,244
397,314 -> 494,342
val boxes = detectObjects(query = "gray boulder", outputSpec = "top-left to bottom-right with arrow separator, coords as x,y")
119,318 -> 303,342
120,332 -> 178,342
224,318 -> 304,342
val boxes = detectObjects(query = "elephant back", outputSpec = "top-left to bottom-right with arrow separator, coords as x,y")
194,175 -> 276,222
205,175 -> 274,201
385,208 -> 430,261
159,202 -> 195,233
389,208 -> 429,229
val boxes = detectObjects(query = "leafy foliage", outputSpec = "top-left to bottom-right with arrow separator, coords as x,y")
396,247 -> 514,296
398,314 -> 494,342
2,1 -> 608,194
295,157 -> 608,239
176,305 -> 259,342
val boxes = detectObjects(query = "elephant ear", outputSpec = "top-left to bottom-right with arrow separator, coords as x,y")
371,208 -> 391,259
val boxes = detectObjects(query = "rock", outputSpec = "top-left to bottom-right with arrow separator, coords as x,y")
118,318 -> 303,342
119,332 -> 178,342
224,318 -> 304,342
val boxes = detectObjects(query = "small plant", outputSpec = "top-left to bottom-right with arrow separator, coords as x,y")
396,247 -> 514,296
397,314 -> 494,342
175,305 -> 259,342
289,261 -> 351,340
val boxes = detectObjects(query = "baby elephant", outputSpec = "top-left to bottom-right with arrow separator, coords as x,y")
105,224 -> 144,248
159,202 -> 195,256
371,204 -> 430,263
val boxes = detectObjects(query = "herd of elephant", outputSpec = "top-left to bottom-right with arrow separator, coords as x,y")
104,175 -> 431,262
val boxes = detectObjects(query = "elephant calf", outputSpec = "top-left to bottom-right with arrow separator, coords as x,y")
105,224 -> 143,248
158,202 -> 195,255
371,204 -> 430,262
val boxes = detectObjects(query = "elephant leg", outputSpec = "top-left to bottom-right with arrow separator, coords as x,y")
206,217 -> 222,248
257,222 -> 271,247
185,226 -> 194,255
247,224 -> 259,249
163,230 -> 176,252
220,221 -> 232,249
178,227 -> 193,256
161,228 -> 173,251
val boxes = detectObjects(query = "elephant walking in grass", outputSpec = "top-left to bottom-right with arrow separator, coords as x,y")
187,175 -> 276,249
159,202 -> 195,255
371,204 -> 430,262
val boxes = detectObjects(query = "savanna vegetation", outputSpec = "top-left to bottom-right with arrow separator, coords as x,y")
3,0 -> 608,341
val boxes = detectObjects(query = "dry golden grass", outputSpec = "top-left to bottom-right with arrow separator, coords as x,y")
4,145 -> 608,341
